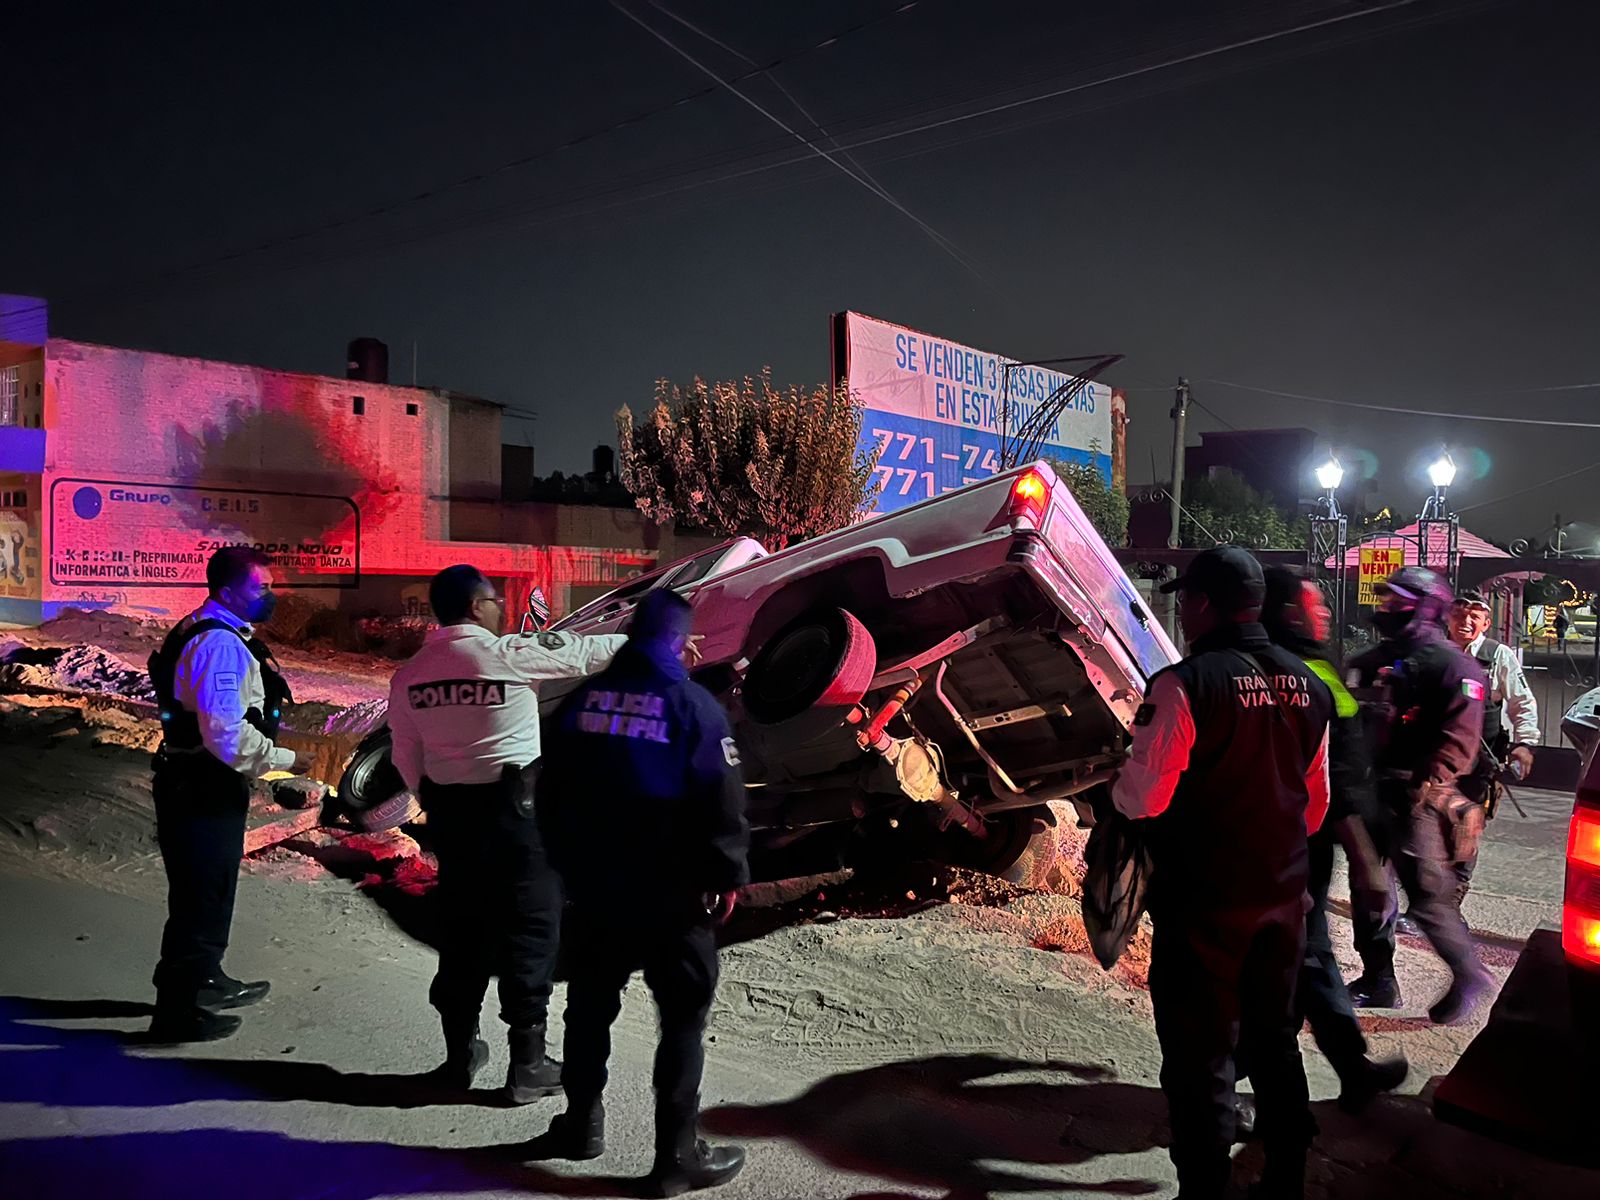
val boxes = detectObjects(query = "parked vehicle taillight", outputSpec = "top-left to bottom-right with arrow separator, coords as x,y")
1571,809 -> 1600,870
1565,805 -> 1600,970
1010,469 -> 1050,526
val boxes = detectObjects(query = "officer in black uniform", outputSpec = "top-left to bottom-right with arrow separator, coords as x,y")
531,588 -> 749,1198
1259,567 -> 1408,1112
146,547 -> 310,1042
1112,546 -> 1334,1200
1346,567 -> 1492,1024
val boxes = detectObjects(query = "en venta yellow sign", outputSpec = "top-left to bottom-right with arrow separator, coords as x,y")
1357,546 -> 1407,607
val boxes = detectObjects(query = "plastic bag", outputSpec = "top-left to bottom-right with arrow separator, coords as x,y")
1081,811 -> 1154,969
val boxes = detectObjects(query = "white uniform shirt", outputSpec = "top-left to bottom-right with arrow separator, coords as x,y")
171,598 -> 296,777
388,624 -> 627,789
1466,634 -> 1540,744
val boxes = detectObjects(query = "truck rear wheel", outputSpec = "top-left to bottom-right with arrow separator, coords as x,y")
931,806 -> 1058,887
743,607 -> 876,725
336,728 -> 418,831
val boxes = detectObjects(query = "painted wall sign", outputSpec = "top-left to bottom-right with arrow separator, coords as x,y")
49,478 -> 360,588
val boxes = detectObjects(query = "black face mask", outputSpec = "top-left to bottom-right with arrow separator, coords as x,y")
1370,608 -> 1411,638
244,592 -> 278,625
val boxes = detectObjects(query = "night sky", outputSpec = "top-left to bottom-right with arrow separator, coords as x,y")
6,0 -> 1597,544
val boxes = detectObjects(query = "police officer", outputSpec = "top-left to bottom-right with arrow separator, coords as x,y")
1445,587 -> 1539,905
1113,547 -> 1333,1200
1259,567 -> 1408,1112
387,565 -> 626,1102
147,547 -> 311,1043
530,589 -> 749,1197
1346,568 -> 1493,1024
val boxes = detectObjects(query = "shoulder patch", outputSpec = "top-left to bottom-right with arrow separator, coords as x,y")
214,672 -> 239,691
1133,703 -> 1156,727
536,631 -> 567,650
1462,678 -> 1485,702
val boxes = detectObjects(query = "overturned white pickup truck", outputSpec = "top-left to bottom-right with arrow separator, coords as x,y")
340,462 -> 1179,882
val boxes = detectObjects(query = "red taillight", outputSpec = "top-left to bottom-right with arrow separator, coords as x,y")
1563,910 -> 1600,968
1010,469 -> 1050,525
1570,810 -> 1600,870
1565,809 -> 1600,969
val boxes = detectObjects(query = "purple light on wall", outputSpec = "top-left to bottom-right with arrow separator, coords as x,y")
0,295 -> 48,346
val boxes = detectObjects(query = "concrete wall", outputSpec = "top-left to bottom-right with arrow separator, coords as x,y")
29,339 -> 674,625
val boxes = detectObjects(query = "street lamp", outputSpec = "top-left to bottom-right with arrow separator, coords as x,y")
1315,457 -> 1345,496
1308,456 -> 1348,656
1420,449 -> 1460,587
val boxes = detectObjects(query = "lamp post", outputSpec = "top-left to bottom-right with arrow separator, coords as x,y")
1308,457 -> 1348,657
1419,451 -> 1460,589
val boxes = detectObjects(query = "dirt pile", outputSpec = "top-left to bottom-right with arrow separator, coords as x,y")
0,642 -> 156,703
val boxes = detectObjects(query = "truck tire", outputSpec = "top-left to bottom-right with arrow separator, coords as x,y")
743,607 -> 876,725
337,728 -> 404,813
934,806 -> 1058,887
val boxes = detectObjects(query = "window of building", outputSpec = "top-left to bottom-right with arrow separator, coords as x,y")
352,396 -> 365,415
406,402 -> 419,416
0,366 -> 17,426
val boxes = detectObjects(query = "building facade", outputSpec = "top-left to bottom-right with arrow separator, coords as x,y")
0,296 -> 708,626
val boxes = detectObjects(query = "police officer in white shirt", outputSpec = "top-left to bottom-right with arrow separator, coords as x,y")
1446,588 -> 1540,904
147,547 -> 314,1043
388,564 -> 626,1103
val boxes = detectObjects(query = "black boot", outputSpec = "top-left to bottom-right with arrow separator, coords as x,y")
522,1096 -> 606,1161
505,1024 -> 562,1104
1248,1146 -> 1307,1200
148,997 -> 242,1044
1337,1055 -> 1409,1114
1347,973 -> 1401,1009
1429,968 -> 1492,1026
195,973 -> 271,1010
425,1011 -> 488,1091
644,1101 -> 746,1197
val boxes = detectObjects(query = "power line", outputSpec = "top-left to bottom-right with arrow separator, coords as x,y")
1456,460 -> 1600,514
617,0 -> 991,285
15,0 -> 1484,313
1200,378 -> 1600,430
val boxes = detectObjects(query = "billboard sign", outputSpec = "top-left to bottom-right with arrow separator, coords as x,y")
49,478 -> 360,589
834,312 -> 1114,513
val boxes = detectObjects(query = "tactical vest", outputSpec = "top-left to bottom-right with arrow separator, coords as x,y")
1146,628 -> 1334,914
148,618 -> 291,760
1470,637 -> 1507,756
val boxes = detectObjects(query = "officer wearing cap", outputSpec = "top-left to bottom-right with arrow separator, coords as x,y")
1345,567 -> 1492,1024
146,546 -> 313,1043
1445,587 -> 1538,905
1112,546 -> 1333,1200
387,565 -> 627,1103
530,588 -> 749,1197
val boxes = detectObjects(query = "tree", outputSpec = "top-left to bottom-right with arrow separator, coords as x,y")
1048,444 -> 1129,546
1179,468 -> 1304,550
616,369 -> 881,551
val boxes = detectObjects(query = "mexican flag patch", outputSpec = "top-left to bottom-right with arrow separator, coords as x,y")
1463,679 -> 1485,702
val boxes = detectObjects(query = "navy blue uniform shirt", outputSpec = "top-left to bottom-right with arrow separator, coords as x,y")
538,640 -> 750,909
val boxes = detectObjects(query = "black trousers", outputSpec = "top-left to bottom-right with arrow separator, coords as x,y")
151,757 -> 250,1001
1353,792 -> 1482,986
1149,900 -> 1312,1200
559,900 -> 719,1121
1299,831 -> 1368,1080
422,769 -> 563,1032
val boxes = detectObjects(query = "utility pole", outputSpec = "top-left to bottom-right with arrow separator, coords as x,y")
1167,378 -> 1190,549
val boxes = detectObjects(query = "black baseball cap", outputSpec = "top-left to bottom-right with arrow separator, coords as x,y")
1452,587 -> 1491,612
1160,545 -> 1267,614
